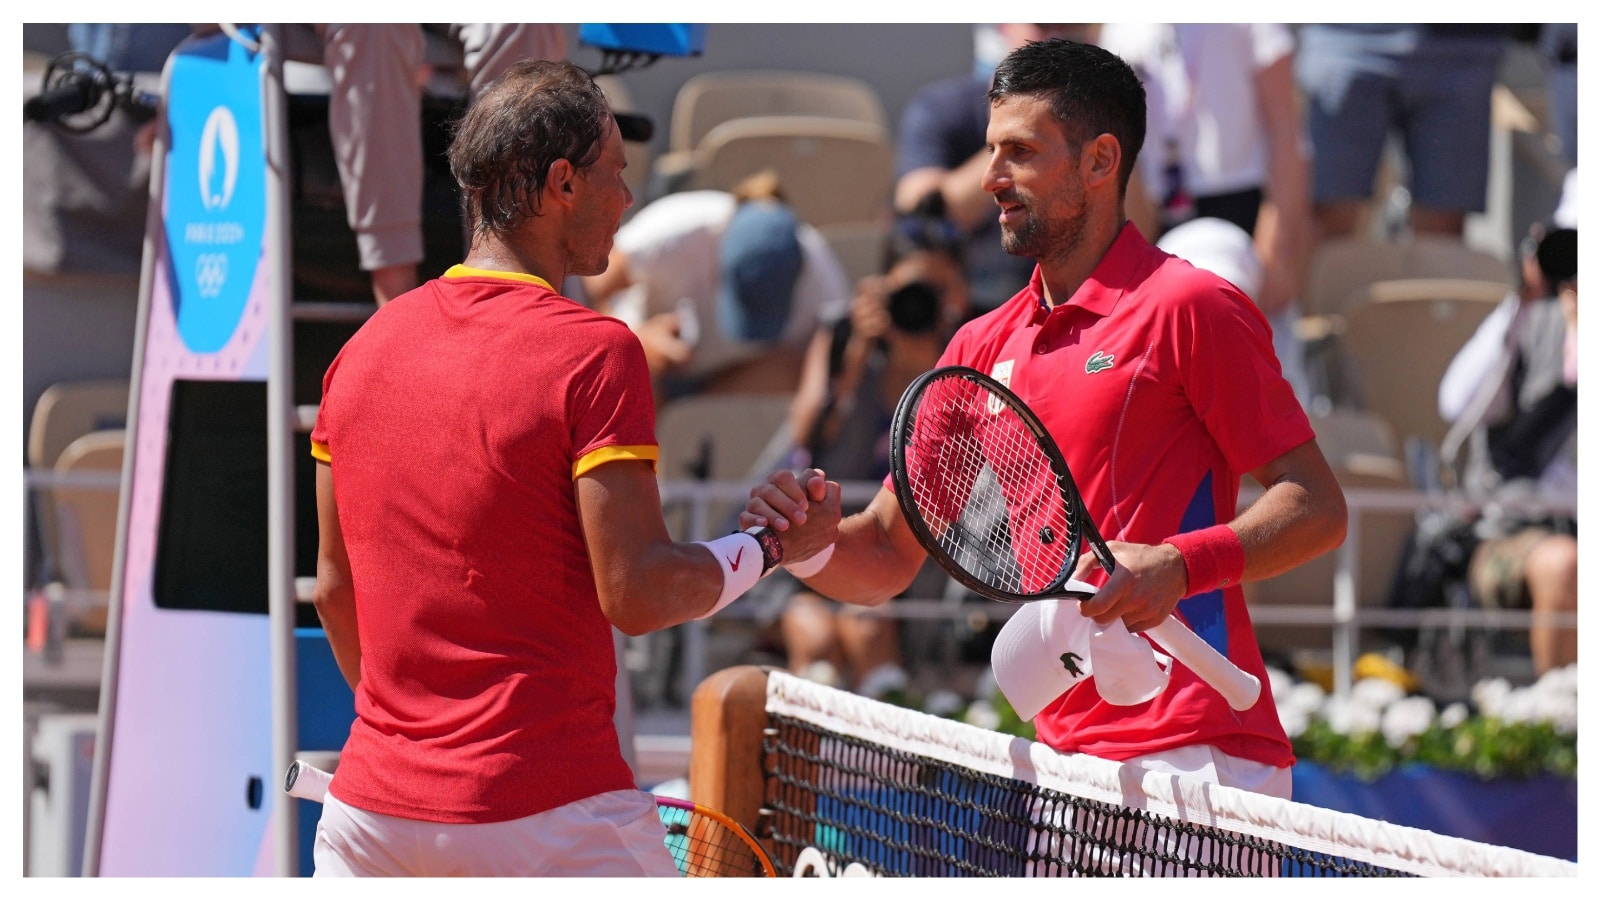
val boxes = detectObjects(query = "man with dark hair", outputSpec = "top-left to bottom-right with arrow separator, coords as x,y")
746,39 -> 1346,801
308,59 -> 839,877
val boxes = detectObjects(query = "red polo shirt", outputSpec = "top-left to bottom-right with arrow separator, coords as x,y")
938,224 -> 1310,767
311,266 -> 658,822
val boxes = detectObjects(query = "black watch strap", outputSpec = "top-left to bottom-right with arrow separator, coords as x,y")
743,525 -> 783,575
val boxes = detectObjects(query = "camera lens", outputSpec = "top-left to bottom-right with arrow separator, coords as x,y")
886,281 -> 941,335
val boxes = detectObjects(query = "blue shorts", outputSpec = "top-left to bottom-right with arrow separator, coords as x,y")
1296,32 -> 1504,212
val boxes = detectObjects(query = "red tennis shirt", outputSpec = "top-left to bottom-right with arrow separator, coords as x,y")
311,266 -> 659,822
937,224 -> 1312,768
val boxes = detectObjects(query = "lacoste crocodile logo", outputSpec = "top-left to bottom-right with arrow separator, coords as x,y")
1085,351 -> 1115,374
1059,651 -> 1085,678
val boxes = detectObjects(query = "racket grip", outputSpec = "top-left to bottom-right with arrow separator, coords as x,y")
284,759 -> 333,803
1146,619 -> 1261,710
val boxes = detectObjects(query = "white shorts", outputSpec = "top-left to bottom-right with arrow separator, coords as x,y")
1125,743 -> 1293,800
313,788 -> 682,877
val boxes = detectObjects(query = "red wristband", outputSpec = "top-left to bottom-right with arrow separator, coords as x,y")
1163,525 -> 1244,596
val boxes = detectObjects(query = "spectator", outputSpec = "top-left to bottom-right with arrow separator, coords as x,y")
894,24 -> 1098,313
281,24 -> 568,305
582,170 -> 851,402
1098,23 -> 1312,341
1294,24 -> 1513,241
768,202 -> 973,696
1436,209 -> 1577,676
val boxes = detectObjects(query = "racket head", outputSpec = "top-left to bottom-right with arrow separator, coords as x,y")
655,796 -> 776,877
889,365 -> 1104,603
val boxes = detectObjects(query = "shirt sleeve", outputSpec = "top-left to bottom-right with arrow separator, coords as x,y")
1175,277 -> 1313,475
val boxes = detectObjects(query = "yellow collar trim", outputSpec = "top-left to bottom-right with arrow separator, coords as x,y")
442,265 -> 554,291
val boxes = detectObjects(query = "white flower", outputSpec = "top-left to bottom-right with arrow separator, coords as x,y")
1472,677 -> 1513,718
1496,686 -> 1540,725
1351,676 -> 1406,712
964,700 -> 1001,731
1438,702 -> 1469,730
1322,696 -> 1381,736
1381,696 -> 1437,749
1283,682 -> 1327,717
924,689 -> 966,718
1277,705 -> 1309,739
1267,667 -> 1296,704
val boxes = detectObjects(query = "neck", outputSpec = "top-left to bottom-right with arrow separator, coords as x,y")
462,229 -> 564,289
1037,211 -> 1127,309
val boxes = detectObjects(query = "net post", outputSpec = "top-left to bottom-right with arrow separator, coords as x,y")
689,665 -> 770,834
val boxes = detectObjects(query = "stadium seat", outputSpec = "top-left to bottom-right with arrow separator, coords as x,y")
1340,285 -> 1502,470
51,429 -> 126,636
685,116 -> 894,229
1298,238 -> 1511,407
650,69 -> 888,191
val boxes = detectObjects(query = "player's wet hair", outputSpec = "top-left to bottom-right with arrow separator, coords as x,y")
449,59 -> 612,236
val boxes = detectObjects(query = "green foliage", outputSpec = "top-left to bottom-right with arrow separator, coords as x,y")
1292,717 -> 1578,782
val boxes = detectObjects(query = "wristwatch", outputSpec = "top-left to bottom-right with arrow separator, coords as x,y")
743,525 -> 784,575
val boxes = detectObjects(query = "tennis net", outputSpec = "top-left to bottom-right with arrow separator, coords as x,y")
691,667 -> 1576,878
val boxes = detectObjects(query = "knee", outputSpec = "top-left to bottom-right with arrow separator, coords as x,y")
1524,533 -> 1578,610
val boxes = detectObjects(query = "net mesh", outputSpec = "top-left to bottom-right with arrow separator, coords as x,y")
755,672 -> 1576,878
897,371 -> 1078,598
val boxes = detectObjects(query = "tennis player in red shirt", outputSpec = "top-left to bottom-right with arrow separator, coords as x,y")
309,60 -> 840,876
745,39 -> 1346,802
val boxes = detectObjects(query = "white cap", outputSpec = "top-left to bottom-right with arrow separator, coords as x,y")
1157,217 -> 1264,301
991,586 -> 1175,720
1088,620 -> 1171,706
990,594 -> 1098,721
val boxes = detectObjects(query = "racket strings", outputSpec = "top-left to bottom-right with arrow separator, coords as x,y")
658,803 -> 773,877
902,376 -> 1079,597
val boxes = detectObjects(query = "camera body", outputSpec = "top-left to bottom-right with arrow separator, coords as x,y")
886,281 -> 941,335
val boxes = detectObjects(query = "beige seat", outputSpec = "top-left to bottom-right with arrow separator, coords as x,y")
1302,236 -> 1510,322
51,429 -> 126,636
686,117 -> 894,229
1297,238 -> 1509,404
651,69 -> 888,186
669,70 -> 887,156
655,393 -> 796,541
27,378 -> 131,472
27,379 -> 131,600
1245,407 -> 1414,655
817,220 -> 889,287
1340,287 -> 1501,466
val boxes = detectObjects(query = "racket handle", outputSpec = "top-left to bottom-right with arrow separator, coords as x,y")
1145,619 -> 1261,710
284,759 -> 333,803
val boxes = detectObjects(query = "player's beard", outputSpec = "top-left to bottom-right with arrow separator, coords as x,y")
999,179 -> 1088,262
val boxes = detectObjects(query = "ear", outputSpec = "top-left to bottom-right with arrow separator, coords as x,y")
1081,133 -> 1123,192
546,157 -> 578,212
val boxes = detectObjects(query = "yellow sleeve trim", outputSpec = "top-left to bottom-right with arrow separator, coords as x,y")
310,439 -> 331,463
442,264 -> 554,291
573,444 -> 659,479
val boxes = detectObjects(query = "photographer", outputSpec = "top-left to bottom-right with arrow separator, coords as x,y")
1429,203 -> 1578,676
762,204 -> 972,696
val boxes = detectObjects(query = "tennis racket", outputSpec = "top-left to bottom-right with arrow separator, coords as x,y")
283,760 -> 776,877
888,365 -> 1260,710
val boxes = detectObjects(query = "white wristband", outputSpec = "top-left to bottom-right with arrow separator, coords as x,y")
696,532 -> 764,618
784,542 -> 835,579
